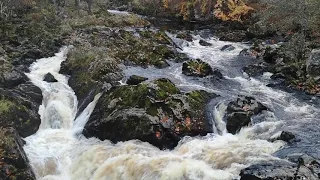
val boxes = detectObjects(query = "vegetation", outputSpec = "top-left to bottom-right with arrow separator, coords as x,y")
214,0 -> 254,22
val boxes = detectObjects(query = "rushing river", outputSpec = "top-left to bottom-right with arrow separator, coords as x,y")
23,31 -> 320,179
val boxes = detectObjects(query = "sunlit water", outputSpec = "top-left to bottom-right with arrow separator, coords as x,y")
23,33 -> 320,179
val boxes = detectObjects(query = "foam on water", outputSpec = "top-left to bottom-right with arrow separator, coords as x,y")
23,34 -> 317,179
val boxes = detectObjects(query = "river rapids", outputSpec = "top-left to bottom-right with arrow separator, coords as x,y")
22,31 -> 320,179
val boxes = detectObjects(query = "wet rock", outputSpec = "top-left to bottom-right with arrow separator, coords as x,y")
0,83 -> 42,137
199,40 -> 212,46
239,48 -> 251,57
84,78 -> 217,149
269,131 -> 296,143
1,70 -> 28,88
172,53 -> 192,63
220,44 -> 235,51
240,160 -> 318,180
263,46 -> 280,64
182,59 -> 215,77
154,60 -> 170,69
176,32 -> 193,42
225,96 -> 268,134
21,49 -> 42,60
43,72 -> 58,83
126,75 -> 148,85
277,131 -> 295,143
306,49 -> 320,79
287,154 -> 320,178
0,128 -> 36,180
243,63 -> 269,77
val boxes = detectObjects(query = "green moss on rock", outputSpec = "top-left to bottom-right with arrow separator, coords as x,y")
0,128 -> 35,180
84,78 -> 217,149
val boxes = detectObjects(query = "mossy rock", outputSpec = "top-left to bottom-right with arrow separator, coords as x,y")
126,75 -> 148,85
0,84 -> 42,137
182,59 -> 222,78
107,30 -> 175,68
84,78 -> 217,149
0,128 -> 35,180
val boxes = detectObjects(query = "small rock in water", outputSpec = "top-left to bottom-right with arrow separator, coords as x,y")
239,48 -> 251,57
126,75 -> 148,85
199,39 -> 212,46
269,131 -> 295,143
243,63 -> 269,77
43,73 -> 58,82
176,32 -> 193,42
154,60 -> 170,69
278,131 -> 295,143
225,96 -> 268,134
220,44 -> 235,51
182,59 -> 214,77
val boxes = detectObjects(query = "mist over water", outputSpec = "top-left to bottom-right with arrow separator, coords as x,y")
23,33 -> 320,179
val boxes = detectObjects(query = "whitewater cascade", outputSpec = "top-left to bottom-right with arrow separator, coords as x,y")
23,34 -> 320,180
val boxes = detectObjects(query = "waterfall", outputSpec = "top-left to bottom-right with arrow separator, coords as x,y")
22,36 -> 304,179
23,47 -> 101,179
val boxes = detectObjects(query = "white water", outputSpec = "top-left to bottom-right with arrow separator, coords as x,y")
24,35 -> 315,179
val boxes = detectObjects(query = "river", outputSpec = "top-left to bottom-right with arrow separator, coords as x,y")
22,30 -> 320,179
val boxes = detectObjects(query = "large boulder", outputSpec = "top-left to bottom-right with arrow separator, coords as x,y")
84,78 -> 217,149
182,59 -> 222,78
0,83 -> 42,137
240,155 -> 320,180
0,69 -> 28,88
306,49 -> 320,79
0,128 -> 36,180
225,96 -> 267,134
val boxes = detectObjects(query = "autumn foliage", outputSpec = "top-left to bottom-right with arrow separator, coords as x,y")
160,0 -> 253,22
214,0 -> 254,22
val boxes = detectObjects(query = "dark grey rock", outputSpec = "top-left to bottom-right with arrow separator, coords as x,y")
199,39 -> 212,46
221,44 -> 235,51
0,128 -> 36,180
240,155 -> 320,180
127,75 -> 148,85
243,63 -> 269,77
1,70 -> 28,88
43,72 -> 58,82
83,79 -> 217,150
225,96 -> 267,134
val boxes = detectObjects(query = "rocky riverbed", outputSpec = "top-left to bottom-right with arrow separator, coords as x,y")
1,0 -> 320,179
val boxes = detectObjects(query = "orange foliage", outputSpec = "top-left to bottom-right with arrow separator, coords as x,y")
214,0 -> 254,22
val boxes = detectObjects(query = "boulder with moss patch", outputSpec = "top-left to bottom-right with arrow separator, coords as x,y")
83,78 -> 217,149
0,128 -> 36,180
0,82 -> 42,137
182,59 -> 222,78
